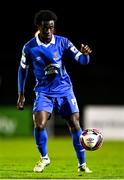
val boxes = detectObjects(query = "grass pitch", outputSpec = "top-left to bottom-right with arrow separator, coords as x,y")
0,137 -> 124,179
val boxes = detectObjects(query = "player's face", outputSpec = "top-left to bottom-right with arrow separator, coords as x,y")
38,20 -> 55,43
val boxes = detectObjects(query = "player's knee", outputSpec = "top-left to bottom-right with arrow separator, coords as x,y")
72,115 -> 80,131
39,123 -> 46,130
33,118 -> 46,130
66,113 -> 81,131
33,113 -> 48,129
70,122 -> 80,132
35,121 -> 46,129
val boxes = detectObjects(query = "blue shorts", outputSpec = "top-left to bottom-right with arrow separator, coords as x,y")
33,92 -> 79,117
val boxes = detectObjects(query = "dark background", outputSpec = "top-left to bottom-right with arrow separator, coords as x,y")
0,0 -> 123,108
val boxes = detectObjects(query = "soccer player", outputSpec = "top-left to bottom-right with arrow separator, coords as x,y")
17,9 -> 92,174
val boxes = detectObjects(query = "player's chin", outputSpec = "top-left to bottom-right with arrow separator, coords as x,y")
44,34 -> 52,41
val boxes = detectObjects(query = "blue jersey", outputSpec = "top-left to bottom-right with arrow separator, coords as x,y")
19,34 -> 90,97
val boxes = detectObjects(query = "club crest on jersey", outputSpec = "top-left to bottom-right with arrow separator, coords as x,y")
53,51 -> 59,60
36,57 -> 41,61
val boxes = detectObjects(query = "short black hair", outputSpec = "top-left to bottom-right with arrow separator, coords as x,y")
34,10 -> 58,26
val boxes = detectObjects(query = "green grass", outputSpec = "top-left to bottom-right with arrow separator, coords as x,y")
0,137 -> 124,179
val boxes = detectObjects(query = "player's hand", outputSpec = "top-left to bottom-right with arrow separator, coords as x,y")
17,94 -> 25,110
80,44 -> 92,55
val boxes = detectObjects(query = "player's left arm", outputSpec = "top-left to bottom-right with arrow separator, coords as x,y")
78,43 -> 92,64
66,39 -> 92,65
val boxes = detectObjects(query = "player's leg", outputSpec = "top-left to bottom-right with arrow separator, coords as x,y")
65,113 -> 92,174
33,111 -> 51,172
33,111 -> 49,158
65,113 -> 85,166
58,93 -> 92,174
33,93 -> 54,172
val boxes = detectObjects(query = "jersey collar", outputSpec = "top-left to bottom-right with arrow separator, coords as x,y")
36,34 -> 55,47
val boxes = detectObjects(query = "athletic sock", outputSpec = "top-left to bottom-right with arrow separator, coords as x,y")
34,128 -> 48,157
71,129 -> 86,166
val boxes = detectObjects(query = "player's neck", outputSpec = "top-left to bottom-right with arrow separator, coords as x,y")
38,34 -> 51,44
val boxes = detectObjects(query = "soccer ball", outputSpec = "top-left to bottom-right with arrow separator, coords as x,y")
80,128 -> 103,151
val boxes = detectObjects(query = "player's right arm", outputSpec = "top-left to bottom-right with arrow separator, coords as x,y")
17,45 -> 29,110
